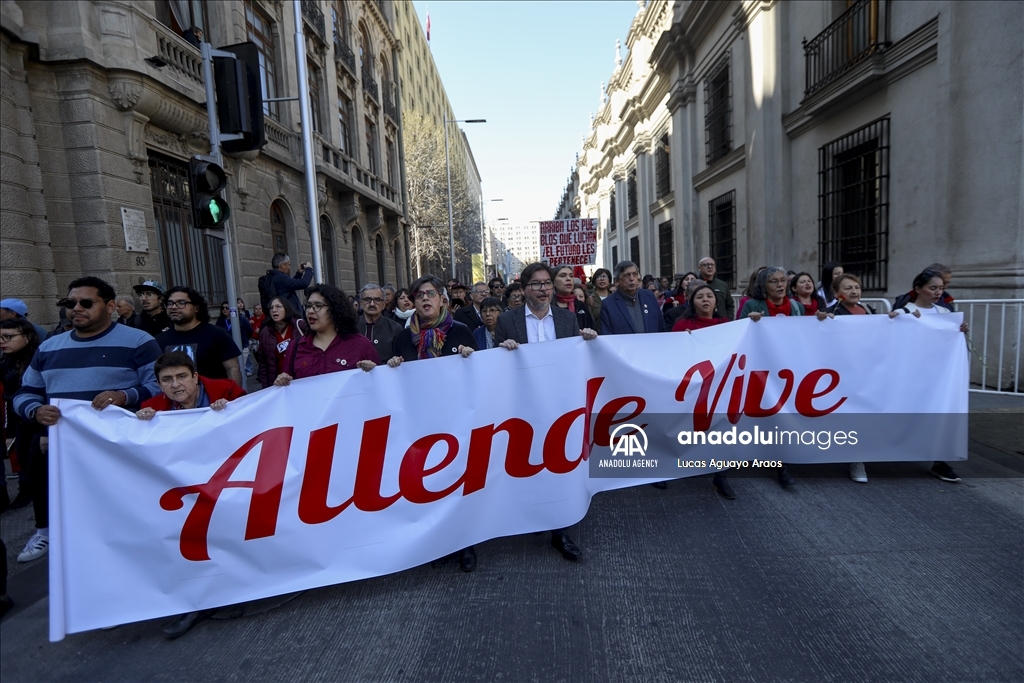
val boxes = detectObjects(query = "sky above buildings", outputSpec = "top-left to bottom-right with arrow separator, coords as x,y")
411,0 -> 640,226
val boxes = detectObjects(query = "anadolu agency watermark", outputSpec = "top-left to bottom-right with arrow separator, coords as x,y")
588,412 -> 970,479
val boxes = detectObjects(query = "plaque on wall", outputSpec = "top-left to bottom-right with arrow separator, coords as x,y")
120,207 -> 149,252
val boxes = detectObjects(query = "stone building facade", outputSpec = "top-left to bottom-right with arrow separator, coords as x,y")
1,0 -> 409,326
576,0 -> 1023,299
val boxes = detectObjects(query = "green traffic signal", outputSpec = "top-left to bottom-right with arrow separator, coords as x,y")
200,196 -> 231,227
188,157 -> 230,230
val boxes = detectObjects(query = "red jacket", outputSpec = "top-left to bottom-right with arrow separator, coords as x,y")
141,376 -> 246,411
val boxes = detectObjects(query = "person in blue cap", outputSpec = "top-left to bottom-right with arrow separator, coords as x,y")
0,299 -> 47,343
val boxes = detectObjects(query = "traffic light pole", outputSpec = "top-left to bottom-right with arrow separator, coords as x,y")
200,42 -> 245,354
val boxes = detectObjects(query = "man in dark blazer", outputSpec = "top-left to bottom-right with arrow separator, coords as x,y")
600,261 -> 666,335
454,282 -> 489,332
355,284 -> 403,361
493,262 -> 596,563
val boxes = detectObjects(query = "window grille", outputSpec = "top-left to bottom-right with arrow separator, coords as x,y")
365,117 -> 379,175
818,116 -> 890,290
629,236 -> 640,269
708,190 -> 737,288
704,55 -> 732,165
611,245 -> 618,266
609,188 -> 617,232
627,169 -> 638,219
658,220 -> 674,278
655,134 -> 671,199
308,61 -> 321,134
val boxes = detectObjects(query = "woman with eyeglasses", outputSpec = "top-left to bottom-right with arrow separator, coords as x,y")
273,284 -> 378,386
1,318 -> 43,511
255,297 -> 307,389
504,282 -> 525,309
388,275 -> 476,366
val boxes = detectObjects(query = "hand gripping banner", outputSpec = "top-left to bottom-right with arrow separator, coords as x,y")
48,315 -> 968,639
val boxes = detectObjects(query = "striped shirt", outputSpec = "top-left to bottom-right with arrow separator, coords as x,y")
13,322 -> 162,419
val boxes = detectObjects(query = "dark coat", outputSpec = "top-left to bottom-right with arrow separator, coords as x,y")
255,320 -> 307,389
264,267 -> 314,313
454,305 -> 484,332
555,302 -> 596,334
356,314 -> 404,361
701,276 -> 736,320
600,289 -> 666,335
493,305 -> 580,344
215,315 -> 253,341
117,312 -> 143,329
393,321 -> 477,361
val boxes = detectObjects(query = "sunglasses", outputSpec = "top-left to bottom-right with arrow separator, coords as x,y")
58,298 -> 103,309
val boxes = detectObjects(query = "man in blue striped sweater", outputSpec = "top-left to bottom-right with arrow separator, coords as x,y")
13,276 -> 161,562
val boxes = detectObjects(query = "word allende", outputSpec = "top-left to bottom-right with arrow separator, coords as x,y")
677,426 -> 859,449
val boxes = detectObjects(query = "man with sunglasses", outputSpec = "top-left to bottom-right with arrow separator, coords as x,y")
12,276 -> 162,562
155,287 -> 243,389
355,283 -> 403,361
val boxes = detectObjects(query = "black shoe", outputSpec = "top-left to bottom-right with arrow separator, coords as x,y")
778,466 -> 795,488
551,532 -> 582,561
712,474 -> 735,500
459,546 -> 477,573
930,461 -> 961,482
651,481 -> 668,489
162,609 -> 215,639
8,489 -> 32,510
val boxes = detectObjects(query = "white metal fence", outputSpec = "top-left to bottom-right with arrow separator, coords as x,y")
959,299 -> 1023,395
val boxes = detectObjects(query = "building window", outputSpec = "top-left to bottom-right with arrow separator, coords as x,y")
609,188 -> 617,233
704,54 -> 732,165
385,136 -> 396,186
338,91 -> 353,156
627,169 -> 638,219
320,215 -> 337,285
245,0 -> 279,120
819,116 -> 890,291
149,153 -> 226,306
708,191 -> 737,289
270,200 -> 289,255
375,234 -> 387,284
611,244 -> 619,266
308,61 -> 322,134
658,220 -> 674,278
629,236 -> 640,269
365,117 -> 379,175
359,23 -> 373,75
155,0 -> 208,42
655,134 -> 671,199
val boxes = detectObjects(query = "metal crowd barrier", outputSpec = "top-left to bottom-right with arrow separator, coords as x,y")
958,299 -> 1023,395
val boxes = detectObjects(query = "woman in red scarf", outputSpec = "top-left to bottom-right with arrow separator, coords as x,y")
672,284 -> 730,332
552,265 -> 596,332
789,272 -> 827,316
388,275 -> 476,365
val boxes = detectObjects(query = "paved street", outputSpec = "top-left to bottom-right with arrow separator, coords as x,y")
2,393 -> 1021,683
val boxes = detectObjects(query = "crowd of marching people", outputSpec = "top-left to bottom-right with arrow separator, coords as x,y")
0,252 -> 969,629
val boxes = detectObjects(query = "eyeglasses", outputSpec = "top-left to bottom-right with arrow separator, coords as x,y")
59,298 -> 102,309
491,285 -> 505,290
304,302 -> 327,312
165,300 -> 193,309
413,290 -> 439,301
472,290 -> 489,296
0,333 -> 24,343
361,297 -> 385,304
766,278 -> 788,286
525,280 -> 554,291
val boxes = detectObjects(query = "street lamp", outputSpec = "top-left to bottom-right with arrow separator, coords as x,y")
444,117 -> 486,279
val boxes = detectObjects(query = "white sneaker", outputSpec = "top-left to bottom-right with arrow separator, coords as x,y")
17,532 -> 48,562
849,462 -> 868,483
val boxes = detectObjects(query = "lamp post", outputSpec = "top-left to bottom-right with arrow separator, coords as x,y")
444,117 -> 485,279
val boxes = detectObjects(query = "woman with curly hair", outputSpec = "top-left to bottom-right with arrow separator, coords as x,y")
388,275 -> 476,365
274,284 -> 378,385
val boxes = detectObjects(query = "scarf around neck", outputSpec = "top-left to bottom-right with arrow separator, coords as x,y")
555,292 -> 577,313
410,307 -> 454,359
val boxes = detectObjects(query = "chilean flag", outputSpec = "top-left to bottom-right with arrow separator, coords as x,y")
426,12 -> 431,42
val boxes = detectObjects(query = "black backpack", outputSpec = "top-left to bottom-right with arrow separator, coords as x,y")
258,271 -> 279,313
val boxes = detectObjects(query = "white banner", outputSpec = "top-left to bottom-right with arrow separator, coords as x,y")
49,315 -> 968,639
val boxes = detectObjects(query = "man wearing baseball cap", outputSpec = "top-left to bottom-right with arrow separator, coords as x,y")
0,299 -> 48,342
133,280 -> 172,337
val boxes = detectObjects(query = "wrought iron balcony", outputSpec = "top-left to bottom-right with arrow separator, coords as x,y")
362,70 -> 379,102
382,81 -> 397,120
334,35 -> 356,73
803,0 -> 890,97
301,0 -> 325,42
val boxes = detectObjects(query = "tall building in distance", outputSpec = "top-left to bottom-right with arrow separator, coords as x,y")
1,0 -> 413,323
573,0 -> 1022,300
490,221 -> 540,280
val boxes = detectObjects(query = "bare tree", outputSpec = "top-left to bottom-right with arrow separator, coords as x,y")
403,111 -> 479,279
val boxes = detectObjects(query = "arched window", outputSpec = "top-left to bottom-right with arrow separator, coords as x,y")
352,226 -> 366,291
270,200 -> 289,256
358,23 -> 372,76
375,234 -> 387,284
320,215 -> 336,285
380,53 -> 391,94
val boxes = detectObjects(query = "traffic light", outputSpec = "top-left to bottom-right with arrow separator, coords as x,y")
188,157 -> 231,230
214,42 -> 265,154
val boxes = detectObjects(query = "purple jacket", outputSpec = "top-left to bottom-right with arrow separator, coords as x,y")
283,333 -> 380,379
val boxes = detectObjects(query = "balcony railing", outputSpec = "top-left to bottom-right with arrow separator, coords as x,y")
362,70 -> 379,102
803,0 -> 890,97
153,20 -> 203,87
334,35 -> 356,73
382,81 -> 397,120
301,0 -> 326,42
